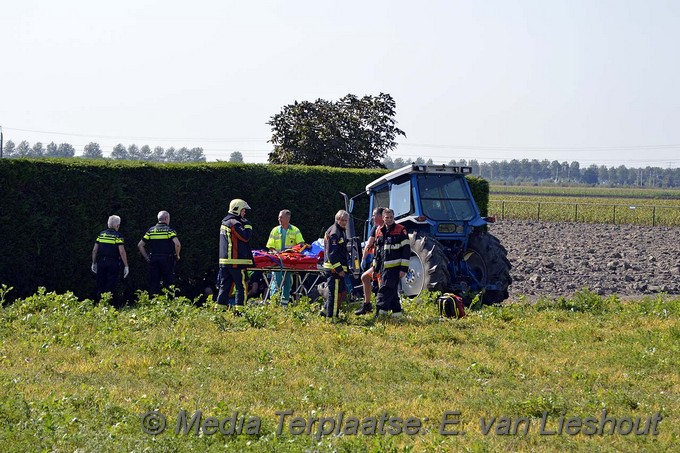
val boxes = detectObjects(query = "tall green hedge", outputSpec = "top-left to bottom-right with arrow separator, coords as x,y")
0,159 -> 488,301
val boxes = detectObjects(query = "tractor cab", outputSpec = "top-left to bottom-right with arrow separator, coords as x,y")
345,164 -> 511,303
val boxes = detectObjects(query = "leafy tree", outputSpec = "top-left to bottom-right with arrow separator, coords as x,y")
582,164 -> 599,184
56,143 -> 76,157
111,144 -> 128,160
139,145 -> 152,160
229,151 -> 244,163
189,147 -> 206,162
15,140 -> 32,157
489,161 -> 500,179
170,147 -> 206,163
550,160 -> 561,180
43,142 -> 73,157
176,147 -> 191,162
127,144 -> 141,160
561,161 -> 570,179
469,159 -> 480,175
30,142 -> 44,157
164,147 -> 176,162
393,157 -> 405,168
569,161 -> 581,181
508,159 -> 521,181
45,142 -> 58,157
616,165 -> 629,185
82,142 -> 103,159
151,146 -> 165,162
3,140 -> 16,157
598,165 -> 609,184
381,156 -> 395,169
268,93 -> 405,168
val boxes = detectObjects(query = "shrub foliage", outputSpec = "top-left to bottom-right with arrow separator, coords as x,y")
0,159 -> 488,300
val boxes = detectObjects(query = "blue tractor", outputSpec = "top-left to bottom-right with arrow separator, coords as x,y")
345,163 -> 511,304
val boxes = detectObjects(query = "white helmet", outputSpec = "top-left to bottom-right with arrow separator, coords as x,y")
229,198 -> 251,215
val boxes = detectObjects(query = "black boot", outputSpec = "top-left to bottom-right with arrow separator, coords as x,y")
354,302 -> 373,315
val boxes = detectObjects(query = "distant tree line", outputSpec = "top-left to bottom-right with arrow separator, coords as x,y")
3,139 -> 677,187
382,156 -> 679,188
1,140 -> 208,163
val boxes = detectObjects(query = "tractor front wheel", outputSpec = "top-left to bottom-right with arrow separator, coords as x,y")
401,233 -> 450,297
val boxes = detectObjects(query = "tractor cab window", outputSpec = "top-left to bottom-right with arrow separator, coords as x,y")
417,174 -> 475,221
371,187 -> 390,217
389,179 -> 412,218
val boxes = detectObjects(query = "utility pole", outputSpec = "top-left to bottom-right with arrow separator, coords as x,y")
0,125 -> 3,158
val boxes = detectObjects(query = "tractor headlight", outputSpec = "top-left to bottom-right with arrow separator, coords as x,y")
438,224 -> 458,233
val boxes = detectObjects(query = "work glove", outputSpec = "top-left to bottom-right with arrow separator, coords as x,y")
123,266 -> 129,278
91,263 -> 97,274
345,275 -> 354,294
360,257 -> 370,272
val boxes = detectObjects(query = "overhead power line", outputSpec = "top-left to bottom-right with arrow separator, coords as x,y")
8,126 -> 680,151
4,127 -> 267,143
398,142 -> 680,151
4,125 -> 679,167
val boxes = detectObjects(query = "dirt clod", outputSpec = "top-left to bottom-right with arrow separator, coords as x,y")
490,220 -> 680,299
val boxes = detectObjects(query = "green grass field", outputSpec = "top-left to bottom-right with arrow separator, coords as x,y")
491,185 -> 680,200
489,185 -> 680,225
1,287 -> 678,452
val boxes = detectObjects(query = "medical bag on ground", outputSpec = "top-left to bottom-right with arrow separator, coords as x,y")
437,293 -> 466,319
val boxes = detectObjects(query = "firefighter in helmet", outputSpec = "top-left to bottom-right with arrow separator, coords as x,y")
217,199 -> 254,310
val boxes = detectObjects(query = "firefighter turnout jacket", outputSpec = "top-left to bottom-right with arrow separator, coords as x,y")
323,223 -> 348,273
374,223 -> 410,274
219,213 -> 254,267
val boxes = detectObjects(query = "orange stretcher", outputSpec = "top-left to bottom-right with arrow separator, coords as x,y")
252,244 -> 323,271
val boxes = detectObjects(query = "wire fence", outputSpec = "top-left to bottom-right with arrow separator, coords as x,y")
489,200 -> 680,227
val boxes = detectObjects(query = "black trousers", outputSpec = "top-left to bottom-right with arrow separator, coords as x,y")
96,257 -> 120,301
323,272 -> 345,317
149,255 -> 175,296
217,266 -> 249,306
376,269 -> 402,313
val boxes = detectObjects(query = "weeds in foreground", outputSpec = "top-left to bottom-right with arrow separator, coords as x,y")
0,289 -> 678,452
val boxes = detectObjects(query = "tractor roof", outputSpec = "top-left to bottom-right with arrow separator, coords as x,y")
366,164 -> 473,192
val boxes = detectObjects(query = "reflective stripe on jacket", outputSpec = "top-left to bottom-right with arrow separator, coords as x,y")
219,213 -> 254,266
141,223 -> 177,255
374,223 -> 410,274
96,229 -> 124,258
266,224 -> 304,251
323,223 -> 348,273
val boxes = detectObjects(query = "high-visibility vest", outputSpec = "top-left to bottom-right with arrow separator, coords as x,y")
266,224 -> 304,251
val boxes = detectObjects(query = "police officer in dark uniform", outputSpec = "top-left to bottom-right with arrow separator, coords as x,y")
217,199 -> 254,310
321,210 -> 350,317
138,210 -> 181,295
91,215 -> 129,303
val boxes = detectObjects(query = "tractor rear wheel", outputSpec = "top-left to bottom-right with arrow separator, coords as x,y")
401,233 -> 451,297
464,232 -> 512,304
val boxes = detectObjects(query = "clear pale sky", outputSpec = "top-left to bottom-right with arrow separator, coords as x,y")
2,0 -> 679,168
